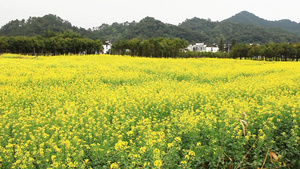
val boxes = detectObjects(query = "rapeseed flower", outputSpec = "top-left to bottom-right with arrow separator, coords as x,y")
0,54 -> 299,168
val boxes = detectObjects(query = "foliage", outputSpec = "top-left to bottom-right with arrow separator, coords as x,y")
0,55 -> 299,168
112,37 -> 189,58
112,38 -> 300,60
1,14 -> 300,44
0,14 -> 90,38
229,42 -> 300,61
112,37 -> 230,58
0,31 -> 103,55
225,11 -> 300,36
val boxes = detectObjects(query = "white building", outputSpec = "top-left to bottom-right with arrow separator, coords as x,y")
186,43 -> 206,52
186,43 -> 219,53
205,46 -> 219,53
187,45 -> 194,51
193,43 -> 206,52
102,41 -> 112,54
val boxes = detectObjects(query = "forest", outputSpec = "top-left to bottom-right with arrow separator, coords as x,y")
1,14 -> 300,44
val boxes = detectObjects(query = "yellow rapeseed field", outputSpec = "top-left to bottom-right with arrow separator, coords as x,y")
0,54 -> 299,168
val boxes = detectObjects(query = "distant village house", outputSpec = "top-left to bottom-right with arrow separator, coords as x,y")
102,41 -> 112,54
205,44 -> 219,53
186,43 -> 219,53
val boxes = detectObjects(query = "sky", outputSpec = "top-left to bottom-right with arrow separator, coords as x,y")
0,0 -> 299,29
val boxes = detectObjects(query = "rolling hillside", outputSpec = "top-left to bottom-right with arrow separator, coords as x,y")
224,11 -> 300,36
1,12 -> 300,44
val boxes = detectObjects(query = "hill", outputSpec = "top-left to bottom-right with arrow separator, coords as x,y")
92,17 -> 209,43
178,17 -> 299,43
1,12 -> 300,44
224,11 -> 300,36
0,14 -> 91,37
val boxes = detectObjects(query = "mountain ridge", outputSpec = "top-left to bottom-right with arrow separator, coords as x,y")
224,11 -> 300,35
1,11 -> 300,44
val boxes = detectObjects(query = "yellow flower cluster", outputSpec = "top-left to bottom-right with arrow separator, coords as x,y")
0,54 -> 299,168
114,140 -> 128,151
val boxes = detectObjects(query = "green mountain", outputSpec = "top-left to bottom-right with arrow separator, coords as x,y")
93,17 -> 209,43
1,12 -> 300,44
178,17 -> 300,43
0,14 -> 91,38
224,11 -> 300,36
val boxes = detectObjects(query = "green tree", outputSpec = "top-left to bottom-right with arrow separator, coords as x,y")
0,36 -> 9,53
261,43 -> 276,61
31,36 -> 45,55
294,43 -> 300,61
219,38 -> 224,52
231,39 -> 236,48
229,44 -> 249,59
248,44 -> 261,60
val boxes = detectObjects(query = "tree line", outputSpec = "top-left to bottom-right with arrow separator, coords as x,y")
112,37 -> 189,58
112,37 -> 300,61
181,42 -> 300,61
0,30 -> 103,55
1,28 -> 300,61
229,43 -> 300,61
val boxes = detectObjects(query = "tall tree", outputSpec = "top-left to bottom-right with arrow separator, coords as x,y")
0,36 -> 9,53
219,38 -> 224,52
248,44 -> 261,60
231,39 -> 236,48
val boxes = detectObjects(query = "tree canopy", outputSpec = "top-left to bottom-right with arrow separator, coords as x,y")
0,31 -> 103,55
229,43 -> 300,61
112,37 -> 189,58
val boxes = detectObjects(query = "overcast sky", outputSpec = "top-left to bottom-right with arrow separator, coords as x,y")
1,0 -> 299,29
